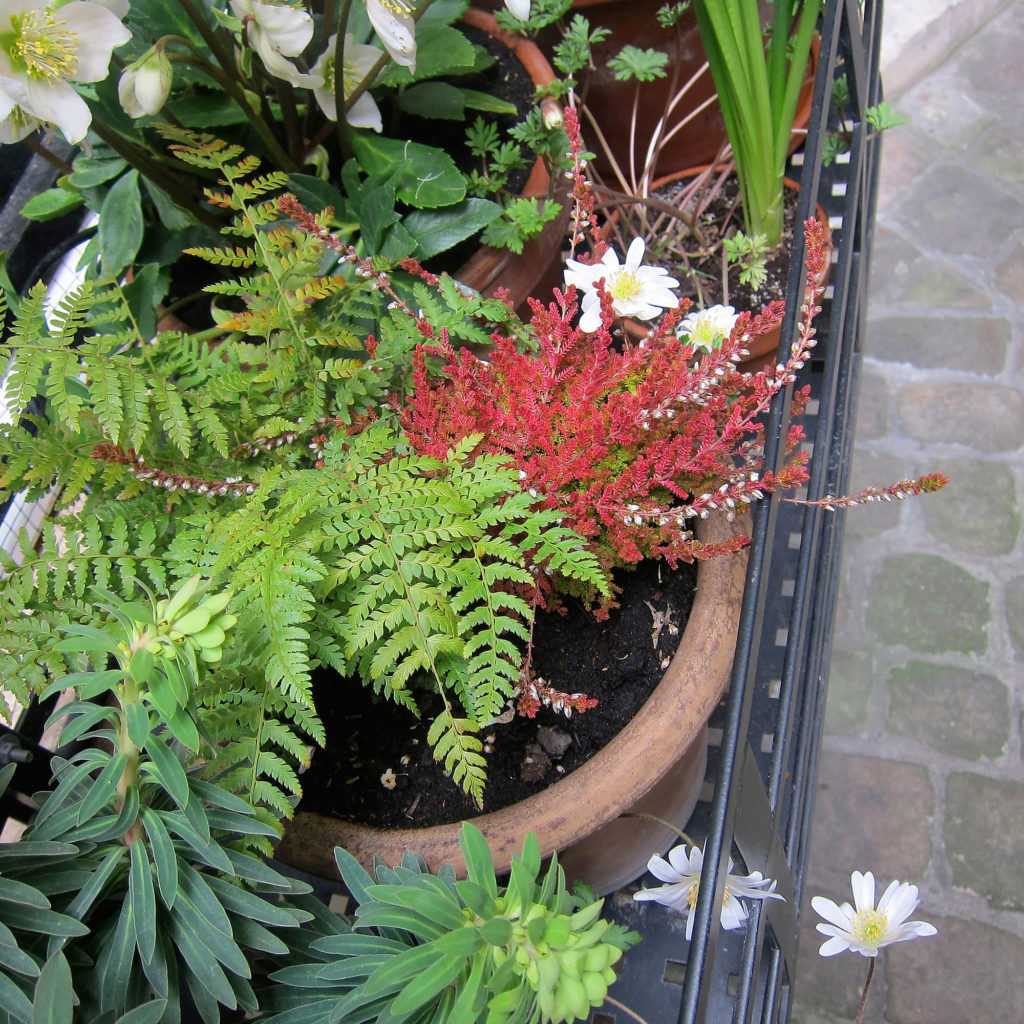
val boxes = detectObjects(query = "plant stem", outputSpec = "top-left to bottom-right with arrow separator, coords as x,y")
333,0 -> 353,157
25,133 -> 73,175
115,671 -> 142,844
177,0 -> 299,171
855,957 -> 876,1024
622,811 -> 697,851
605,996 -> 650,1024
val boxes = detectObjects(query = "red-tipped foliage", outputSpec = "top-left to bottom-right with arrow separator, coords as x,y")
401,220 -> 832,569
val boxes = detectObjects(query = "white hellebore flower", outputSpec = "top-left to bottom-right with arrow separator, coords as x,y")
0,97 -> 41,142
812,871 -> 937,958
230,0 -> 316,87
309,34 -> 382,132
365,0 -> 416,71
0,0 -> 131,145
118,45 -> 173,118
564,238 -> 679,333
633,844 -> 783,940
678,304 -> 740,351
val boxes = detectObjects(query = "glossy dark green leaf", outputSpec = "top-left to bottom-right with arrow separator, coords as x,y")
0,940 -> 38,978
0,877 -> 50,909
30,952 -> 72,1024
142,734 -> 188,810
403,199 -> 502,260
286,174 -> 346,215
352,135 -> 466,209
164,707 -> 200,753
100,169 -> 145,278
20,189 -> 84,223
69,156 -> 127,189
460,88 -> 518,115
140,809 -> 178,910
129,841 -> 157,963
397,82 -> 466,121
181,792 -> 210,842
230,918 -> 289,956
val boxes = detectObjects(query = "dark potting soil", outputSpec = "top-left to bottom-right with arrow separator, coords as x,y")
299,558 -> 698,828
651,176 -> 800,313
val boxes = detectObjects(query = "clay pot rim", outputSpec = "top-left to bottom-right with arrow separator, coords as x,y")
276,513 -> 749,879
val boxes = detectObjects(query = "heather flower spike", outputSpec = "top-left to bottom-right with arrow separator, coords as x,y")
812,871 -> 937,958
633,844 -> 783,940
565,238 -> 680,332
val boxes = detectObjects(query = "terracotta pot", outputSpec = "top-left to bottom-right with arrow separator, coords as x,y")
456,10 -> 569,312
275,513 -> 748,892
553,0 -> 817,183
619,167 -> 832,372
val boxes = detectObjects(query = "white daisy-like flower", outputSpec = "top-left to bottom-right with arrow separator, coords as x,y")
309,33 -> 382,132
633,844 -> 783,940
118,45 -> 173,118
564,238 -> 679,333
365,0 -> 416,71
678,304 -> 740,351
812,871 -> 937,958
0,0 -> 132,145
230,0 -> 317,87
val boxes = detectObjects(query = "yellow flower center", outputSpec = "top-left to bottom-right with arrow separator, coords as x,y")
10,9 -> 78,82
610,270 -> 642,303
852,909 -> 888,947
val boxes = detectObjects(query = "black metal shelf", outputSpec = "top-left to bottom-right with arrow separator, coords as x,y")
592,1 -> 883,1021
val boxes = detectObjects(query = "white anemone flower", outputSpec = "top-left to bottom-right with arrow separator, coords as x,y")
678,304 -> 740,351
564,238 -> 679,333
0,0 -> 132,145
504,0 -> 531,19
230,0 -> 317,87
365,0 -> 416,71
309,34 -> 382,132
812,871 -> 937,958
633,844 -> 783,940
118,45 -> 173,118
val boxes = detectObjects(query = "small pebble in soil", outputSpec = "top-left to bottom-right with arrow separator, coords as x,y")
520,743 -> 551,783
537,726 -> 573,758
380,768 -> 397,790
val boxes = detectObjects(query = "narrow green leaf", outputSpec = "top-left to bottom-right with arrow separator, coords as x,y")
114,999 -> 168,1024
143,734 -> 189,809
129,840 -> 157,963
141,808 -> 178,909
126,703 -> 150,748
31,952 -> 72,1024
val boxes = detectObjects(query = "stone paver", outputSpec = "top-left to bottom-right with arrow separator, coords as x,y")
888,662 -> 1010,759
795,5 -> 1024,1023
866,554 -> 989,654
945,774 -> 1024,911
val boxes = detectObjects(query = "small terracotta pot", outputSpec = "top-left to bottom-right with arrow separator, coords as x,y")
618,167 -> 832,372
456,10 -> 569,312
275,513 -> 748,892
549,0 -> 818,183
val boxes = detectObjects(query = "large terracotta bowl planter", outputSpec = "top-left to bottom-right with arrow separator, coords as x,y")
456,10 -> 569,312
550,0 -> 817,183
618,168 -> 832,372
275,513 -> 749,893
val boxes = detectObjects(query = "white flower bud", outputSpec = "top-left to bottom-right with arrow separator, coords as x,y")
118,46 -> 173,119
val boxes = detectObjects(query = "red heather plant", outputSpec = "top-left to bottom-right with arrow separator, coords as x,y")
400,219 -> 830,576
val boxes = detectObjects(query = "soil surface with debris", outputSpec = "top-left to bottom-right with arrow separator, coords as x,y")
299,558 -> 698,827
641,176 -> 801,314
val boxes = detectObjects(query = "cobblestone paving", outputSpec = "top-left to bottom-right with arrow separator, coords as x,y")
792,4 -> 1024,1021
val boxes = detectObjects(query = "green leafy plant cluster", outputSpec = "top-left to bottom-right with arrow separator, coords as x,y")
265,823 -> 639,1023
0,580 -> 316,1024
0,140 -> 605,809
